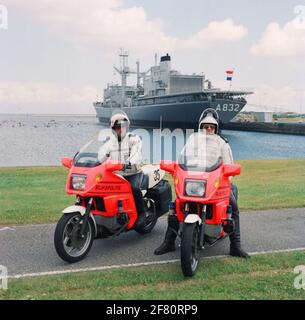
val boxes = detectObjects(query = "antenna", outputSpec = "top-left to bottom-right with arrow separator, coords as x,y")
136,60 -> 140,88
160,115 -> 162,162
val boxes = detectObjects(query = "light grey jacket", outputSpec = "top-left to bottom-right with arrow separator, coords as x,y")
218,136 -> 234,165
98,132 -> 142,176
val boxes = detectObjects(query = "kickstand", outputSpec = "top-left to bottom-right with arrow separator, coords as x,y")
110,222 -> 129,238
206,234 -> 229,248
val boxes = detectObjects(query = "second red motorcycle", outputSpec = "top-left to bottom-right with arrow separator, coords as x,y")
161,133 -> 241,276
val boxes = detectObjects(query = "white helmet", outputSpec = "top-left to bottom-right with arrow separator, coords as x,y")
110,109 -> 130,129
198,108 -> 219,134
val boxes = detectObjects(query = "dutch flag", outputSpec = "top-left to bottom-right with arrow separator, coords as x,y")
226,70 -> 233,81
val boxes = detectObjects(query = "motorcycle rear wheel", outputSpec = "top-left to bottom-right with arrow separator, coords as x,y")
54,212 -> 94,263
181,223 -> 200,277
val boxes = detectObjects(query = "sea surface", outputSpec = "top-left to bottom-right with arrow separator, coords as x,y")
0,114 -> 304,167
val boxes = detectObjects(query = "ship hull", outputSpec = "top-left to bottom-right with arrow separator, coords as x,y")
94,99 -> 246,129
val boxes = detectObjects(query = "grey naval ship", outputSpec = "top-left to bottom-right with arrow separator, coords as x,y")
93,51 -> 253,129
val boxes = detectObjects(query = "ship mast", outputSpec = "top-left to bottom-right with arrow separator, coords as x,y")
113,49 -> 148,105
113,49 -> 130,107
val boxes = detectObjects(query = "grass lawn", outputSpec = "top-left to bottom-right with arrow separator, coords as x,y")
1,251 -> 305,300
0,166 -> 70,225
235,159 -> 305,210
0,159 -> 305,225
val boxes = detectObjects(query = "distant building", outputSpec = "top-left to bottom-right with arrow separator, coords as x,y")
254,112 -> 273,123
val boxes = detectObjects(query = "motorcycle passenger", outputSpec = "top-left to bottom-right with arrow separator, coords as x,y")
154,108 -> 250,258
98,109 -> 146,228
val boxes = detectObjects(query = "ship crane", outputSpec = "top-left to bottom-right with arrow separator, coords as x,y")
113,49 -> 146,106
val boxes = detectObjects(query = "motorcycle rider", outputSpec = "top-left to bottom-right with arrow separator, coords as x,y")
98,109 -> 146,228
154,108 -> 250,258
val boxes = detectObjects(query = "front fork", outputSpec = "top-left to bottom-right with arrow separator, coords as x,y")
182,203 -> 206,249
79,197 -> 93,238
199,205 -> 206,249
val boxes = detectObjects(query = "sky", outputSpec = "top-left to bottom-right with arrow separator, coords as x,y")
0,0 -> 305,114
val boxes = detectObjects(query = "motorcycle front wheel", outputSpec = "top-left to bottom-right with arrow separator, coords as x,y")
54,212 -> 94,263
181,223 -> 200,277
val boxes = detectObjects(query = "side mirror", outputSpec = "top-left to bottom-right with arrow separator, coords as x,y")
223,164 -> 241,177
105,160 -> 122,172
160,160 -> 176,174
61,157 -> 73,169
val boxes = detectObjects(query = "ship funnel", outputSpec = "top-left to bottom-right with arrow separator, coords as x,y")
160,53 -> 171,71
160,53 -> 171,62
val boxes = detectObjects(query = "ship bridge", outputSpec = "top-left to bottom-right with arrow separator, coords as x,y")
144,54 -> 205,97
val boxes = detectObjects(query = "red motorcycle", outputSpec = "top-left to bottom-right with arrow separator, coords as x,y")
160,133 -> 241,277
54,136 -> 172,263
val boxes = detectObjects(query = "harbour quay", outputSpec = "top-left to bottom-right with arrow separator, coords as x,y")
223,121 -> 305,136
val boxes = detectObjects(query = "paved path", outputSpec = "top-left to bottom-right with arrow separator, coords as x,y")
0,208 -> 305,277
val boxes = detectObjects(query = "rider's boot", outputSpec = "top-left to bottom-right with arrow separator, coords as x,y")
229,210 -> 250,259
134,209 -> 146,228
154,214 -> 179,255
133,186 -> 147,228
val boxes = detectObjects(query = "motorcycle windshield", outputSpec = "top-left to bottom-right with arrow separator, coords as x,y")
178,133 -> 223,172
73,134 -> 110,168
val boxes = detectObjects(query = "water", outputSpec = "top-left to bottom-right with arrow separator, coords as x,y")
223,130 -> 305,160
0,114 -> 100,167
0,114 -> 304,167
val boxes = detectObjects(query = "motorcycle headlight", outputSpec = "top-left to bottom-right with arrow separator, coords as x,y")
185,180 -> 206,197
71,174 -> 86,191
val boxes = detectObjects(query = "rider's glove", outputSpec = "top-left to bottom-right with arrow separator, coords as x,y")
122,162 -> 132,171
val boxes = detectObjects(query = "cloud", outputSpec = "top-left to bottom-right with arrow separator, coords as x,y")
179,19 -> 248,49
250,16 -> 305,57
5,0 -> 247,52
0,81 -> 97,105
245,84 -> 305,113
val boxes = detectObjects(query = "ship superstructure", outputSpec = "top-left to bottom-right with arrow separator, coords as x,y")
94,50 -> 253,129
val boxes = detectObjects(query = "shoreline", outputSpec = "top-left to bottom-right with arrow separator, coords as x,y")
1,157 -> 305,169
0,113 -> 96,116
2,113 -> 305,135
223,121 -> 305,136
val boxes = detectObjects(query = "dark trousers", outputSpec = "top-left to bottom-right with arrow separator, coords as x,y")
125,172 -> 144,215
229,184 -> 242,248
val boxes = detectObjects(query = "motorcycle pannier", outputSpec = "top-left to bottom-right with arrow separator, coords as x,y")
147,180 -> 172,216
